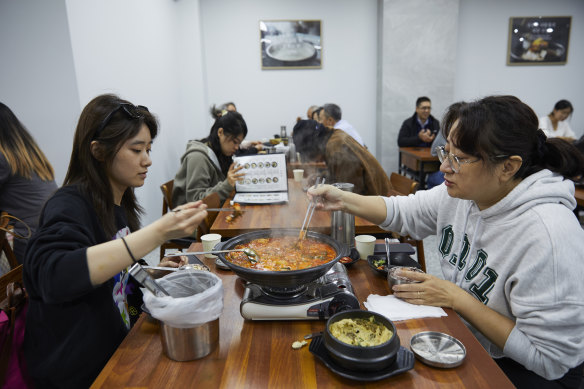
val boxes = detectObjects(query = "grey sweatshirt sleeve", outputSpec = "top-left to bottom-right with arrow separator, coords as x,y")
379,185 -> 444,239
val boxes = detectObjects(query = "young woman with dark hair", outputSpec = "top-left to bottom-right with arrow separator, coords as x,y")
0,102 -> 58,262
308,95 -> 584,389
538,99 -> 576,140
23,94 -> 207,388
172,110 -> 247,206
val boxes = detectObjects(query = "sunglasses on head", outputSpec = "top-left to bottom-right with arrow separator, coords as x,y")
94,103 -> 149,139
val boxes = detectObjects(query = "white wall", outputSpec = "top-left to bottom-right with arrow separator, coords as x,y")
380,0 -> 459,177
0,0 -> 80,185
199,0 -> 379,149
65,0 -> 207,226
456,0 -> 584,137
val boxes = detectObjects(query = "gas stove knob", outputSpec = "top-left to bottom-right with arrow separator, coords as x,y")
326,293 -> 360,317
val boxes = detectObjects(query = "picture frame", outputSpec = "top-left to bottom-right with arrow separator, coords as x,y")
507,16 -> 571,66
259,20 -> 322,70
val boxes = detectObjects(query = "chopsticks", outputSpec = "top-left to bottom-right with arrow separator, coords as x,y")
172,207 -> 237,213
298,177 -> 325,240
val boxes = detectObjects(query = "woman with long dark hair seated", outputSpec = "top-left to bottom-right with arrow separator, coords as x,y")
23,94 -> 207,388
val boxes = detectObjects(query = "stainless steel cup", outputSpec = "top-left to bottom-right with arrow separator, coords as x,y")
160,318 -> 219,361
331,183 -> 355,248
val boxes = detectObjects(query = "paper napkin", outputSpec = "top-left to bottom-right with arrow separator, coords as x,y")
363,294 -> 447,321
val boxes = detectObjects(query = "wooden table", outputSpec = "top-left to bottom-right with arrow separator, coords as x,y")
92,243 -> 514,388
210,179 -> 385,238
398,147 -> 440,189
574,186 -> 584,208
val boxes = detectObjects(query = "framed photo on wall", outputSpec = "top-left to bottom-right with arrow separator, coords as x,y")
507,16 -> 571,65
259,20 -> 322,70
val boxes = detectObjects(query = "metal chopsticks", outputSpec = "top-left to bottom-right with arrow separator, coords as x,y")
298,177 -> 325,240
172,207 -> 237,213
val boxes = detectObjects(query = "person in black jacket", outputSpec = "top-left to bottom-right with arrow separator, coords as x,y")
397,96 -> 440,147
23,94 -> 207,388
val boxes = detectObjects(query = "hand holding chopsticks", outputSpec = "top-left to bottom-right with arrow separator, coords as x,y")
298,177 -> 325,240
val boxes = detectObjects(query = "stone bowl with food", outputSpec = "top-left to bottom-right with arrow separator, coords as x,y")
323,309 -> 400,371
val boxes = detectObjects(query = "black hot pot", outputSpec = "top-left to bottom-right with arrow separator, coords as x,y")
214,229 -> 350,289
323,309 -> 400,371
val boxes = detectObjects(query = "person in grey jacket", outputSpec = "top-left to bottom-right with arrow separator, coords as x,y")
172,110 -> 247,206
309,96 -> 584,389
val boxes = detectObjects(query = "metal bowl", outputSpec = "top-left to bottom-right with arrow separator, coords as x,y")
266,41 -> 316,62
323,309 -> 400,372
214,229 -> 349,288
410,331 -> 466,368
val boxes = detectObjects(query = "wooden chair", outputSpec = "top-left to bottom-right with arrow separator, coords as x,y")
1,265 -> 23,302
196,192 -> 221,240
158,180 -> 221,260
1,216 -> 19,271
388,173 -> 426,272
390,172 -> 419,195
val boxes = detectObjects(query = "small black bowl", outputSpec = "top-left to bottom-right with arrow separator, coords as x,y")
367,253 -> 421,276
323,309 -> 400,372
338,248 -> 360,267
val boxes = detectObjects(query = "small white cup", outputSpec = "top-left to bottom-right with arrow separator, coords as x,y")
355,235 -> 376,259
201,233 -> 221,258
293,169 -> 304,182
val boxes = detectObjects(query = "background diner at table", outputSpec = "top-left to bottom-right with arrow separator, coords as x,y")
308,95 -> 584,389
172,108 -> 248,207
292,119 -> 392,196
538,99 -> 576,141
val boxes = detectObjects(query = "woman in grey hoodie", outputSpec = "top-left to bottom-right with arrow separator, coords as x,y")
173,109 -> 247,206
309,96 -> 584,389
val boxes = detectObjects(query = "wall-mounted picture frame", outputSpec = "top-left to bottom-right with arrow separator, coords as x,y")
259,20 -> 322,70
507,16 -> 571,65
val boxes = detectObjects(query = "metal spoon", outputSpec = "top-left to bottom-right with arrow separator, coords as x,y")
165,248 -> 260,263
385,237 -> 391,266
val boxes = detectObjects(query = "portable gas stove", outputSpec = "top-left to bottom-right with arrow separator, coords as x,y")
240,262 -> 360,320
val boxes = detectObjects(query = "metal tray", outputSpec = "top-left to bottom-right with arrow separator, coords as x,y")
409,331 -> 466,368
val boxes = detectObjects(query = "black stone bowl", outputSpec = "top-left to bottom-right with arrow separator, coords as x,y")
323,309 -> 400,372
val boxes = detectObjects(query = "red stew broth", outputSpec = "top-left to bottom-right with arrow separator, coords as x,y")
226,236 -> 336,271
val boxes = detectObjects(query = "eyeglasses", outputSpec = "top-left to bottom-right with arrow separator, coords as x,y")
436,146 -> 481,173
94,103 -> 149,139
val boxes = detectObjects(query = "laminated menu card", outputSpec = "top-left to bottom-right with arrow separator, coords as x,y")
232,153 -> 288,204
